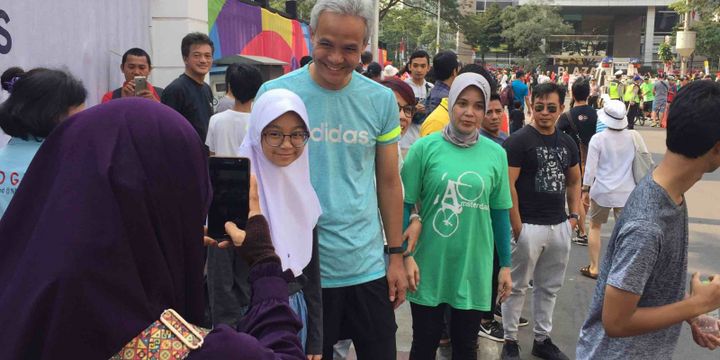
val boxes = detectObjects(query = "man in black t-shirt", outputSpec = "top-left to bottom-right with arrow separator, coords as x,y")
556,79 -> 596,244
556,79 -> 597,159
500,83 -> 581,360
161,33 -> 215,142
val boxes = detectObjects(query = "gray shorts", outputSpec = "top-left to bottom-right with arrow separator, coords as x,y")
588,199 -> 623,224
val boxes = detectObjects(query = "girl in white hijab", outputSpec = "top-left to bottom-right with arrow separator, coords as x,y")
238,88 -> 323,358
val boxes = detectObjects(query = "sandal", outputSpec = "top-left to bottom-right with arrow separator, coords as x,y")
580,265 -> 598,280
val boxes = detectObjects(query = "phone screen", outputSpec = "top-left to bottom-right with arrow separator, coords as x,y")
208,157 -> 250,239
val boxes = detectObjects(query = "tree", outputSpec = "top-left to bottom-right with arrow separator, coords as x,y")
500,1 -> 573,69
695,21 -> 720,64
670,0 -> 720,69
279,0 -> 459,23
658,42 -> 675,64
457,4 -> 503,61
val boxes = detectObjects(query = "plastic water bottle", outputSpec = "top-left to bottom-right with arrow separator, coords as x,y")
696,312 -> 720,335
697,280 -> 720,335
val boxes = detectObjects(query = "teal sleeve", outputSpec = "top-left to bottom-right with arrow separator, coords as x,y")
491,209 -> 511,267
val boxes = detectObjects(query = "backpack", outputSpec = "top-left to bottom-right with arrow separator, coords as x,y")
500,83 -> 514,107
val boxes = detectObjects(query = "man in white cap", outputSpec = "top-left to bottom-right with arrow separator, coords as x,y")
607,70 -> 625,101
578,99 -> 649,280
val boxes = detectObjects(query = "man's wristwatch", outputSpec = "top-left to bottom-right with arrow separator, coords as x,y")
568,213 -> 580,221
409,214 -> 422,223
385,246 -> 405,254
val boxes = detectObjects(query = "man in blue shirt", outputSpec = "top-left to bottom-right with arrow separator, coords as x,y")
512,70 -> 530,112
256,0 -> 407,358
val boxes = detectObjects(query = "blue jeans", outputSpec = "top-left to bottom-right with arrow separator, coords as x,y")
289,290 -> 308,352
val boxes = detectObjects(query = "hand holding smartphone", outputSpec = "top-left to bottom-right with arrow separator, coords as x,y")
133,76 -> 148,96
207,157 -> 251,239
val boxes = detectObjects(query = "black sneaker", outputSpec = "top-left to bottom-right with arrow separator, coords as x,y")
531,338 -> 569,360
478,320 -> 504,342
494,307 -> 529,327
572,234 -> 588,246
501,340 -> 521,360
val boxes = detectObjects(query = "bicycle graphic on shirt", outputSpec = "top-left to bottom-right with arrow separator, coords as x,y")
432,171 -> 485,238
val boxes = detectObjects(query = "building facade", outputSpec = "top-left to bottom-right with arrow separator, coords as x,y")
475,0 -> 682,72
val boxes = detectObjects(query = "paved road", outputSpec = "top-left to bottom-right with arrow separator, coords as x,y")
345,125 -> 720,359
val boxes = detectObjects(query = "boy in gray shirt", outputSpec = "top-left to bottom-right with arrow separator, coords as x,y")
577,80 -> 720,359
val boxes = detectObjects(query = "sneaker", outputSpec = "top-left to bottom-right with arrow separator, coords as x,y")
478,320 -> 504,342
572,234 -> 588,246
493,307 -> 529,327
531,338 -> 569,360
501,340 -> 521,360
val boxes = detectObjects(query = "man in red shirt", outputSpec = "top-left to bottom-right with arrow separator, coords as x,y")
101,48 -> 163,103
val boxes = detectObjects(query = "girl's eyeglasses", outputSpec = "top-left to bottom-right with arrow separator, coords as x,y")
262,130 -> 310,148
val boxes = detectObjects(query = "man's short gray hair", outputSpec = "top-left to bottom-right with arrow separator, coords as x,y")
310,0 -> 374,44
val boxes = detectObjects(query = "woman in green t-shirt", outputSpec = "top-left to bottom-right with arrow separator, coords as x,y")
401,72 -> 514,359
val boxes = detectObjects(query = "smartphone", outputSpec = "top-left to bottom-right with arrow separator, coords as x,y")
134,76 -> 147,96
207,157 -> 251,239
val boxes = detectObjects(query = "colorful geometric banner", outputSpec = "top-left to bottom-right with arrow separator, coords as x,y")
209,0 -> 312,73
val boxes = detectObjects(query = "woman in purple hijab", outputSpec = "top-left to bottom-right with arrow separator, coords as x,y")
0,98 -> 305,359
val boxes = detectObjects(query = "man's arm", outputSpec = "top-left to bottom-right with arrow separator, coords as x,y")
603,273 -> 720,337
376,143 -> 408,308
566,164 -> 581,226
508,166 -> 522,238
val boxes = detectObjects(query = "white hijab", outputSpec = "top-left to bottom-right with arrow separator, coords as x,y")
238,89 -> 322,276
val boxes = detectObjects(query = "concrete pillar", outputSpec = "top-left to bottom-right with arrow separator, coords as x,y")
150,0 -> 209,87
644,6 -> 655,66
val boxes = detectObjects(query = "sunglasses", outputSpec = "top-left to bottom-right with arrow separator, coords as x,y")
533,104 -> 559,113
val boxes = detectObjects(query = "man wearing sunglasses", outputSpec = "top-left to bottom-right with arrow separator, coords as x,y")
501,82 -> 582,360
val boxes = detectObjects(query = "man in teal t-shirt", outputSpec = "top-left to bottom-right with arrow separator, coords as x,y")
255,0 -> 407,358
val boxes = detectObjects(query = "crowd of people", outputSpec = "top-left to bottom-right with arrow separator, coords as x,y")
1,0 -> 720,359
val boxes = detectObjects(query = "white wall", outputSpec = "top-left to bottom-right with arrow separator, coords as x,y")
150,0 -> 209,88
0,1 -> 151,106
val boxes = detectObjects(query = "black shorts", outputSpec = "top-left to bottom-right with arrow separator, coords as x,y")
643,101 -> 653,111
322,276 -> 397,359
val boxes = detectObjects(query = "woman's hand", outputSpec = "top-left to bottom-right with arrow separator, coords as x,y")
582,191 -> 591,211
203,226 -> 232,248
403,218 -> 422,256
225,175 -> 262,247
404,256 -> 420,292
204,175 -> 262,248
497,267 -> 512,304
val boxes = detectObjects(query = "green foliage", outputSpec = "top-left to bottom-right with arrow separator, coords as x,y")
499,1 -> 573,68
379,6 -> 455,64
669,0 -> 720,21
658,42 -> 674,63
696,20 -> 720,61
457,4 -> 503,59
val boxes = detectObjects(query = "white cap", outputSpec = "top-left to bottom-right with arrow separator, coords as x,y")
614,70 -> 623,76
597,99 -> 628,130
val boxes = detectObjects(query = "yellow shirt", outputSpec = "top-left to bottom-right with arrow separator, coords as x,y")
419,98 -> 449,137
